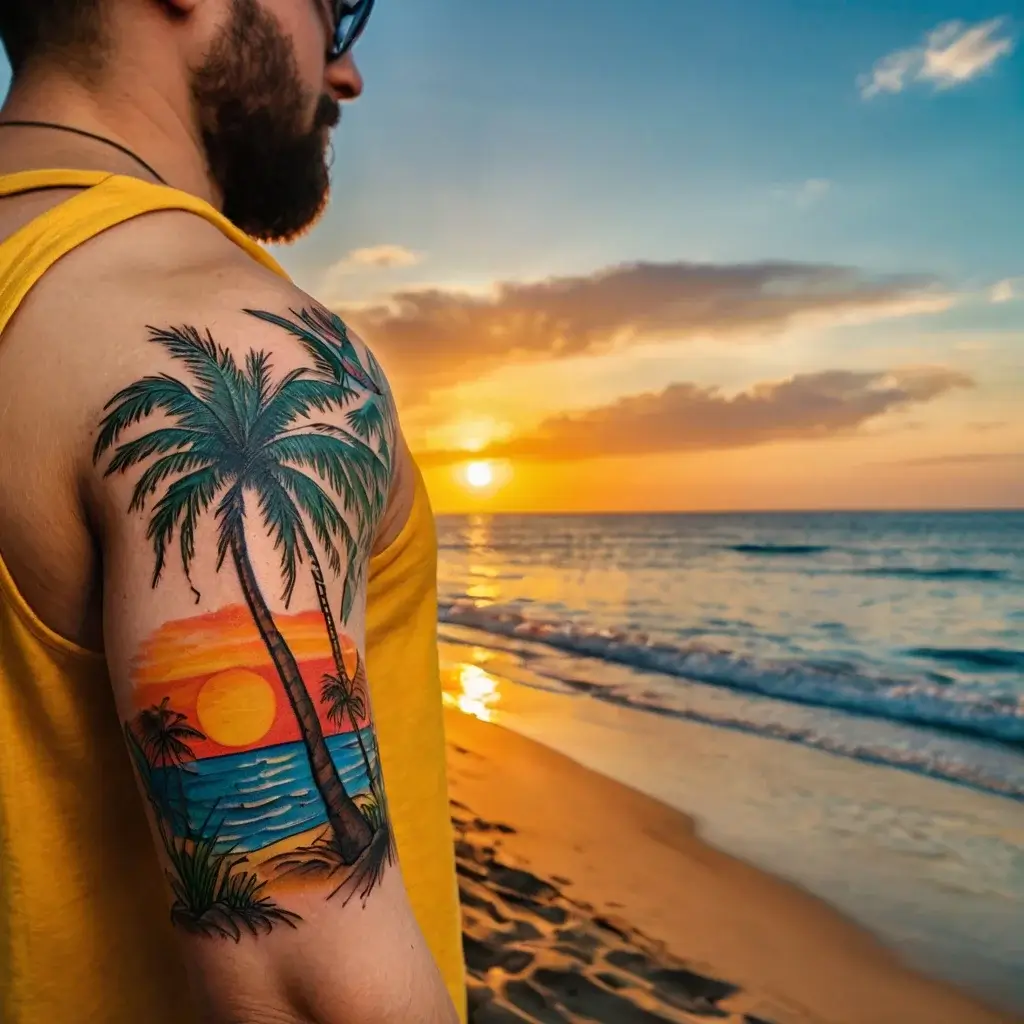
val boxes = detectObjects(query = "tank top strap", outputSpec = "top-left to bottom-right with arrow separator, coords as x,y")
0,168 -> 112,196
0,170 -> 290,336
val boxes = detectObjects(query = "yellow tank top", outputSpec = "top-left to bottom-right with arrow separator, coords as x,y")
0,170 -> 466,1023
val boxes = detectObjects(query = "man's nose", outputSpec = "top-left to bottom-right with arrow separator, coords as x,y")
326,53 -> 364,101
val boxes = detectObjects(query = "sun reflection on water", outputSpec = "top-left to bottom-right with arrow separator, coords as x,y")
444,663 -> 501,722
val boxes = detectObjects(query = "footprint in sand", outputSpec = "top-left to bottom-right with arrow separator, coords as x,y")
453,810 -> 774,1024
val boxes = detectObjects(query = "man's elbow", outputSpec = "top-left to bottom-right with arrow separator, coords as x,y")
194,948 -> 459,1024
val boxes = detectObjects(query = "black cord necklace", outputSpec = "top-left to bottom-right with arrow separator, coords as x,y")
0,119 -> 168,185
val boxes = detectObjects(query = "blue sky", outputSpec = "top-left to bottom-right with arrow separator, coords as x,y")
278,0 -> 1023,289
2,3 -> 1022,509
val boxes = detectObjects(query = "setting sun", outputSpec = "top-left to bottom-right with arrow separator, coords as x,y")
196,668 -> 276,748
452,458 -> 513,501
465,460 -> 494,488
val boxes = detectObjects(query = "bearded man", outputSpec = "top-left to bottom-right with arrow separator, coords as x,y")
0,3 -> 464,1021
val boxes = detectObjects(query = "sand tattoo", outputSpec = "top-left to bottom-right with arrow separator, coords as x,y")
93,305 -> 399,940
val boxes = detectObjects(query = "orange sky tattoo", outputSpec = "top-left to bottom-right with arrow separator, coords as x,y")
132,607 -> 366,758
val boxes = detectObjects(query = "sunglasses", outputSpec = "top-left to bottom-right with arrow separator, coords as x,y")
327,0 -> 375,61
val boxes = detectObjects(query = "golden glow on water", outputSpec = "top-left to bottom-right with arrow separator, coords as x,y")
467,515 -> 492,552
445,663 -> 501,722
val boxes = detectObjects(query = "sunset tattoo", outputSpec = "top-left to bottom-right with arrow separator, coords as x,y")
93,305 -> 398,940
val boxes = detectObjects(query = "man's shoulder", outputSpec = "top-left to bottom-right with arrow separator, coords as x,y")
1,200 -> 403,516
3,209 -> 300,390
2,205 -> 289,348
2,195 -> 392,388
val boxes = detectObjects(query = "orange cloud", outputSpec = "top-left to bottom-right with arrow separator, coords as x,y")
339,260 -> 952,401
881,451 -> 1023,468
416,366 -> 973,466
344,244 -> 420,269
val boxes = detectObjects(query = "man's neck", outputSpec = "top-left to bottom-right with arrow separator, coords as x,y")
0,63 -> 222,210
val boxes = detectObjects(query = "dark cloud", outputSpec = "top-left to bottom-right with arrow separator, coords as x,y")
339,260 -> 949,397
417,367 -> 972,466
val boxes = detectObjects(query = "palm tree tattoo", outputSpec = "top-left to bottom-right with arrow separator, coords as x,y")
95,305 -> 399,938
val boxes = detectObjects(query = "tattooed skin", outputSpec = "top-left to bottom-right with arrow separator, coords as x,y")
94,306 -> 399,939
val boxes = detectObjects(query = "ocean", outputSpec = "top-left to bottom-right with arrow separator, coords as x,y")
170,730 -> 376,853
438,510 -> 1023,798
435,509 -> 1024,1009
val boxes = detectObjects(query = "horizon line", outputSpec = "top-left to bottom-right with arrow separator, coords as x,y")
433,505 -> 1024,518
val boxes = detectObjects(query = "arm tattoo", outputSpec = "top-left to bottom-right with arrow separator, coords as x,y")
94,305 -> 399,939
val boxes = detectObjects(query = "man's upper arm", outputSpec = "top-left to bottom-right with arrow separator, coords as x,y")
88,286 -> 454,1022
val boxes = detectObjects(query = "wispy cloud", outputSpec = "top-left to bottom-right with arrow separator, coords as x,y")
859,18 -> 1014,99
798,178 -> 832,206
921,18 -> 1015,87
885,450 -> 1022,468
328,244 -> 421,274
416,367 -> 972,465
318,244 -> 423,303
989,278 -> 1017,303
790,178 -> 831,207
340,260 -> 953,397
774,178 -> 832,208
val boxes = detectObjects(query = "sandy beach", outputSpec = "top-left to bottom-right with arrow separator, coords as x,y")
444,706 -> 1018,1024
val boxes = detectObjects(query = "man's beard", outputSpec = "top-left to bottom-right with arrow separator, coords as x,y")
190,0 -> 340,242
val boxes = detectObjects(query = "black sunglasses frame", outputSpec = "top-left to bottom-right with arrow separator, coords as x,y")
328,0 -> 375,61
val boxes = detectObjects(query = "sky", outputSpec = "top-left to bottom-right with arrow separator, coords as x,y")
2,2 -> 1022,512
132,606 -> 361,758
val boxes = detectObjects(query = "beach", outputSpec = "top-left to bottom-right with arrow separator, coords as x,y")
445,700 -> 1018,1024
435,508 -> 1024,1018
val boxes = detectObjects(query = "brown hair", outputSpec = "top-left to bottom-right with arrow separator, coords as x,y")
0,0 -> 106,77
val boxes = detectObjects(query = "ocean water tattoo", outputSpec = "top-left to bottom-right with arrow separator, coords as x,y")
94,305 -> 399,940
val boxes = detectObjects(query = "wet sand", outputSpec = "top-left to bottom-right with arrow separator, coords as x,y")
445,708 -> 1017,1024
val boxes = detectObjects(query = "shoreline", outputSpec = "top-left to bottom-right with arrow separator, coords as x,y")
444,706 -> 1018,1024
436,616 -> 1022,806
439,640 -> 1024,1012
